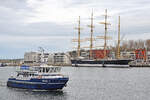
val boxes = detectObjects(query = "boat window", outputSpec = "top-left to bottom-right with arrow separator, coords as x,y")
58,67 -> 61,72
42,68 -> 44,73
17,73 -> 19,76
43,68 -> 45,73
55,68 -> 57,72
54,68 -> 57,72
49,68 -> 52,73
51,67 -> 54,71
50,68 -> 54,73
46,68 -> 49,73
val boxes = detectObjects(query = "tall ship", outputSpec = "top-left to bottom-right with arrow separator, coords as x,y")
7,48 -> 69,90
71,9 -> 132,67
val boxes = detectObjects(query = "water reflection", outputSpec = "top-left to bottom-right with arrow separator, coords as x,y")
7,87 -> 68,100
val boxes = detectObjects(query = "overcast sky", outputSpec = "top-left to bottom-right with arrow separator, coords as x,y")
0,0 -> 150,59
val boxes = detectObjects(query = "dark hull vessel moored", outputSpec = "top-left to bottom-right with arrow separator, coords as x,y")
71,59 -> 133,68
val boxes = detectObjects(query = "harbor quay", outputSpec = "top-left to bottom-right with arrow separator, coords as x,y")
0,48 -> 150,67
0,51 -> 71,66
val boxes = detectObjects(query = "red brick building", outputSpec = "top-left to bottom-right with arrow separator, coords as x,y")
135,49 -> 146,61
92,50 -> 110,59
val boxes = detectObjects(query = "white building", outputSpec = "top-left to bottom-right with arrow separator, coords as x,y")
41,53 -> 50,63
120,51 -> 135,59
47,54 -> 54,65
24,52 -> 71,65
146,51 -> 150,61
80,51 -> 89,59
48,53 -> 71,65
24,52 -> 51,64
24,52 -> 40,63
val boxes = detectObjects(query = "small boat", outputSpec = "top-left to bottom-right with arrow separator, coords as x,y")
129,60 -> 150,67
0,63 -> 6,67
7,64 -> 69,90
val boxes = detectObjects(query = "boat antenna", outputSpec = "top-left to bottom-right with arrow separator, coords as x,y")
38,47 -> 45,63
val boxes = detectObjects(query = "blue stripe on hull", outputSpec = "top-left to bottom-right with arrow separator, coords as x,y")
7,78 -> 68,90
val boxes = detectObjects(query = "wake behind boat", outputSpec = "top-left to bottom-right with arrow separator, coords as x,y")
7,64 -> 69,90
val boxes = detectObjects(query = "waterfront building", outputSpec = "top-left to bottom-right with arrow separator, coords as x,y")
0,59 -> 23,66
24,52 -> 40,63
69,50 -> 77,58
41,53 -> 50,63
135,49 -> 146,61
69,49 -> 111,60
80,50 -> 89,59
120,51 -> 135,59
92,49 -> 110,59
48,53 -> 71,65
69,49 -> 89,59
24,52 -> 71,65
24,52 -> 51,64
146,51 -> 150,61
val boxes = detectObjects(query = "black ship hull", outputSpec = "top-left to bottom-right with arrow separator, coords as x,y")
71,59 -> 133,68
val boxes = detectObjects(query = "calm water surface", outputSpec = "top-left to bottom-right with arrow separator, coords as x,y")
0,66 -> 150,100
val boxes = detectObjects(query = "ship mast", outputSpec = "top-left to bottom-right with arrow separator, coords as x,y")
77,16 -> 81,57
72,16 -> 83,58
100,9 -> 110,59
88,10 -> 94,59
117,16 -> 121,59
104,9 -> 107,59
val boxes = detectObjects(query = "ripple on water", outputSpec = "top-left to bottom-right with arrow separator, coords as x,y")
1,67 -> 150,100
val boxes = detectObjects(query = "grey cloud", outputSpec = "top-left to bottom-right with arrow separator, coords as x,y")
0,21 -> 74,37
23,22 -> 74,36
0,0 -> 149,58
0,0 -> 29,10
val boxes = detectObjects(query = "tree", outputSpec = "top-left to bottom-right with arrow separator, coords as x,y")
146,39 -> 150,50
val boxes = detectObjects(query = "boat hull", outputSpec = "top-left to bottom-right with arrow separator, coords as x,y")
7,78 -> 69,90
71,59 -> 132,67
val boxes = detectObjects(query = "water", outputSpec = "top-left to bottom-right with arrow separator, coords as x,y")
0,67 -> 150,100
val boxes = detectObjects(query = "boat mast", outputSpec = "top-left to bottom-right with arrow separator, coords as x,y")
88,10 -> 94,59
104,9 -> 107,59
100,9 -> 109,59
73,16 -> 83,58
117,16 -> 121,59
77,16 -> 81,57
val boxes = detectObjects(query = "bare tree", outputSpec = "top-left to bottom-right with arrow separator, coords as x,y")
146,39 -> 150,50
110,39 -> 150,52
128,40 -> 134,50
121,41 -> 128,51
138,40 -> 144,49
